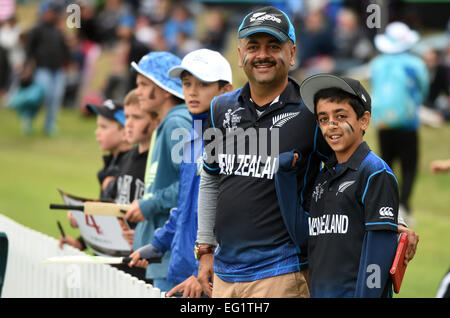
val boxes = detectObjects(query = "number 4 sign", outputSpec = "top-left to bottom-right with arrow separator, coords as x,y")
85,215 -> 102,235
58,189 -> 132,256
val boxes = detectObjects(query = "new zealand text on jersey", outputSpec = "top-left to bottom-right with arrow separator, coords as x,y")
308,214 -> 349,236
218,153 -> 278,179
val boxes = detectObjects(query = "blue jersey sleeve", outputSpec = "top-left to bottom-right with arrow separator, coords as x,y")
151,208 -> 179,253
274,150 -> 309,247
354,230 -> 397,298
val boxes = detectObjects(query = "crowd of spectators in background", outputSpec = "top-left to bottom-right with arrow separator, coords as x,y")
0,0 -> 232,124
0,0 -> 449,132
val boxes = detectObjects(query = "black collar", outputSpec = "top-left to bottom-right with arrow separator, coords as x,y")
103,150 -> 129,166
325,141 -> 371,175
132,146 -> 149,159
238,76 -> 301,107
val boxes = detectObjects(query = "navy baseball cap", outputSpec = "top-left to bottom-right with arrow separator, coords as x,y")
86,99 -> 126,126
238,6 -> 296,43
300,74 -> 371,115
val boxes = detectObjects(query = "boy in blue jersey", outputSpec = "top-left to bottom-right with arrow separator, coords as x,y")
275,74 -> 400,297
123,52 -> 192,291
128,49 -> 233,297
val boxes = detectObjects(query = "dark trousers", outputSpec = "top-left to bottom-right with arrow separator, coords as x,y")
378,129 -> 419,213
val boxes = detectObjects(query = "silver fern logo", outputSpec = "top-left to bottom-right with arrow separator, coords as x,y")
270,112 -> 300,130
336,180 -> 355,195
249,12 -> 282,24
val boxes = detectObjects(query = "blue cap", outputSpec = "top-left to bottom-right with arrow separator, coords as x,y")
131,52 -> 184,100
86,99 -> 126,126
238,6 -> 296,43
113,109 -> 126,126
119,14 -> 135,28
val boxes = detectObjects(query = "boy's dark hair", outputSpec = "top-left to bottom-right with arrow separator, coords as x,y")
172,95 -> 185,105
180,70 -> 229,90
218,80 -> 229,90
313,88 -> 366,119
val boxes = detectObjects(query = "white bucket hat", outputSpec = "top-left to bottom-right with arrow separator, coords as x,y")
374,22 -> 419,54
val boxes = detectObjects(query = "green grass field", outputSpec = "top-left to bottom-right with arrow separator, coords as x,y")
1,103 -> 450,298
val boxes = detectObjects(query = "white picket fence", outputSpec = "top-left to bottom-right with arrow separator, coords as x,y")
0,214 -> 163,298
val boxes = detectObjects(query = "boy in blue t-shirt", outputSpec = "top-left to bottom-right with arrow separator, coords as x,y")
123,51 -> 192,291
275,74 -> 399,297
128,49 -> 233,297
